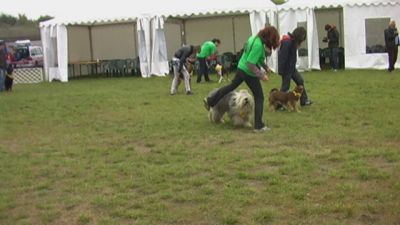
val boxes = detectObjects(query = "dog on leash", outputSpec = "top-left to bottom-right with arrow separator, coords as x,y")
215,64 -> 229,83
269,85 -> 304,112
207,89 -> 254,127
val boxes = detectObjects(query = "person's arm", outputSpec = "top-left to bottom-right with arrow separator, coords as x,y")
247,63 -> 265,79
179,55 -> 187,72
258,60 -> 272,74
387,29 -> 397,41
246,42 -> 268,80
206,44 -> 217,60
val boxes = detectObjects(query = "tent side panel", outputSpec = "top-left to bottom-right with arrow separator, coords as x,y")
344,3 -> 400,69
67,26 -> 91,76
67,26 -> 91,62
185,16 -> 235,54
91,23 -> 137,60
164,21 -> 183,60
234,15 -> 252,53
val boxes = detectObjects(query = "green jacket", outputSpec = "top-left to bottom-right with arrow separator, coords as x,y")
238,35 -> 265,77
197,41 -> 217,58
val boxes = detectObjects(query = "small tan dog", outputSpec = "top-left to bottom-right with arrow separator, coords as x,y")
215,64 -> 229,83
269,85 -> 304,112
186,61 -> 194,76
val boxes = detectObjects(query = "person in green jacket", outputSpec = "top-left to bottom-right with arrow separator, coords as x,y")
196,38 -> 221,83
204,26 -> 280,132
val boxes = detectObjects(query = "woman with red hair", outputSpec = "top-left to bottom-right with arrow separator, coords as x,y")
204,26 -> 280,132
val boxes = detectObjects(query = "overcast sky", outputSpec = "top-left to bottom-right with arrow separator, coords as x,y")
3,0 -> 69,19
1,0 -> 276,21
1,0 -> 175,20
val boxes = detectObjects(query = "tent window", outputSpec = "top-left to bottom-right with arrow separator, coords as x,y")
297,22 -> 308,57
365,18 -> 389,54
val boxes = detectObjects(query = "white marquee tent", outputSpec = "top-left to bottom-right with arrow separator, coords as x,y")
39,0 -> 400,82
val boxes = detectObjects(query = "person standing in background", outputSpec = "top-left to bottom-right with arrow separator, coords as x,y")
384,20 -> 399,72
196,38 -> 220,83
0,40 -> 8,92
323,24 -> 340,71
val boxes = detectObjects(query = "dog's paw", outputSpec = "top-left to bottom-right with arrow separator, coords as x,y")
244,122 -> 252,128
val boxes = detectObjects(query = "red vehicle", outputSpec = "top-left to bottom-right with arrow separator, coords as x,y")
7,40 -> 44,68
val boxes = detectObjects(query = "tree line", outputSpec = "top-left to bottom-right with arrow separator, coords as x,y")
0,13 -> 53,27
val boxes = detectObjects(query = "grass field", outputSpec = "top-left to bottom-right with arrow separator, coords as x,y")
0,69 -> 399,225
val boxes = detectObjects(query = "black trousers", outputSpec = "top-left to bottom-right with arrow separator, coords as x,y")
197,57 -> 210,82
387,47 -> 398,71
280,69 -> 309,105
329,47 -> 340,70
207,69 -> 265,129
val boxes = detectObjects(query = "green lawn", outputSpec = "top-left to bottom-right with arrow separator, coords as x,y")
0,70 -> 399,225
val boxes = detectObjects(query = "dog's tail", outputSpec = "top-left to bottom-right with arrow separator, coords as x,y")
270,88 -> 279,94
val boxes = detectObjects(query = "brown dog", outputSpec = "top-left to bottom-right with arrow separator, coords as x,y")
269,85 -> 304,112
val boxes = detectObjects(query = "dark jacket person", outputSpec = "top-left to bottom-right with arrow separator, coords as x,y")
324,24 -> 340,70
278,27 -> 312,106
384,20 -> 399,72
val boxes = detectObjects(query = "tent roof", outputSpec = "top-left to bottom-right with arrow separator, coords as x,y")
39,0 -> 276,27
279,0 -> 398,10
40,0 -> 400,27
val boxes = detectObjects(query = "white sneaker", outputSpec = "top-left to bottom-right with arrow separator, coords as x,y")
253,126 -> 271,133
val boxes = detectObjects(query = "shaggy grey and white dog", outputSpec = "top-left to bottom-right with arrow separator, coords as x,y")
207,89 -> 254,127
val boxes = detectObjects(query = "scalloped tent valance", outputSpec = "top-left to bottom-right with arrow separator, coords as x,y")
39,0 -> 397,27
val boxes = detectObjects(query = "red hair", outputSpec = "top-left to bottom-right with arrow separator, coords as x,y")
257,26 -> 280,50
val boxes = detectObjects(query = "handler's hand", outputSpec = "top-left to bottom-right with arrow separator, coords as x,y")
261,75 -> 269,81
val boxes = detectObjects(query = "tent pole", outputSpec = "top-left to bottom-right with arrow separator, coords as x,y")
182,19 -> 186,46
88,26 -> 93,61
232,16 -> 236,53
133,22 -> 138,57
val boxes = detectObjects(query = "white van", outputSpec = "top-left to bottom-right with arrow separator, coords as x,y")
10,40 -> 44,68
